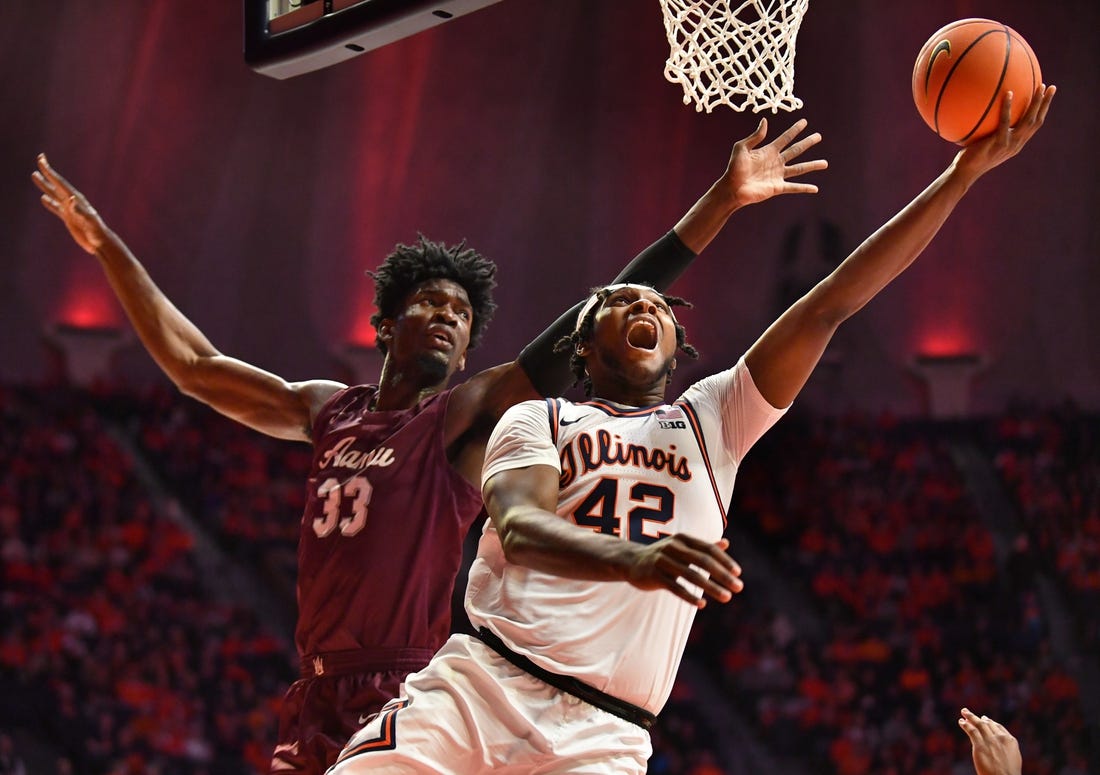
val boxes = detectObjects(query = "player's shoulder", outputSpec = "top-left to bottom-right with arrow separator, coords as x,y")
501,396 -> 564,424
451,359 -> 539,419
680,357 -> 750,399
291,378 -> 348,411
305,381 -> 363,425
489,397 -> 575,442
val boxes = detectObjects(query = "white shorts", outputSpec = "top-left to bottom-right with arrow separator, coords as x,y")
327,634 -> 651,774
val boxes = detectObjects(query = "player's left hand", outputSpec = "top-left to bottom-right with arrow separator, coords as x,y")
720,118 -> 828,207
625,535 -> 744,608
954,83 -> 1055,179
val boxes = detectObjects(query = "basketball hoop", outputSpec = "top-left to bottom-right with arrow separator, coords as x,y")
659,0 -> 810,114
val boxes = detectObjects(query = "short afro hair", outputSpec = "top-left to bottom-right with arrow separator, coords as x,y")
368,235 -> 498,355
553,285 -> 699,396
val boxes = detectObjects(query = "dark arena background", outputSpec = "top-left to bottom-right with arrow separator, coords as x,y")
1,1 -> 1098,773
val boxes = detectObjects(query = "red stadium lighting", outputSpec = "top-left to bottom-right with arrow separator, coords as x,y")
348,314 -> 378,348
916,332 -> 978,359
56,288 -> 122,331
336,342 -> 382,385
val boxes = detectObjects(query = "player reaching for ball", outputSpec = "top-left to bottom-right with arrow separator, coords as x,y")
913,18 -> 1043,145
32,118 -> 825,775
330,85 -> 1055,774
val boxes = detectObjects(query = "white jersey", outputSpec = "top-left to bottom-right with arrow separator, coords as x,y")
472,356 -> 786,714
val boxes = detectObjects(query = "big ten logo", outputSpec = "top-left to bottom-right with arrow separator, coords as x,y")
658,420 -> 686,429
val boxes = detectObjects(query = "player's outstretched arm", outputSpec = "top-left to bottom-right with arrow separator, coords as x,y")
482,465 -> 743,608
744,85 -> 1055,409
32,154 -> 344,441
516,118 -> 827,393
445,122 -> 826,484
958,709 -> 1023,775
454,120 -> 828,421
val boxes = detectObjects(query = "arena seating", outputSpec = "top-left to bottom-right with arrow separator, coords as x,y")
1,384 -> 1095,773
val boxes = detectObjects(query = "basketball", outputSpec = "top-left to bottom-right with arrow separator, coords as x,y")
911,18 -> 1041,145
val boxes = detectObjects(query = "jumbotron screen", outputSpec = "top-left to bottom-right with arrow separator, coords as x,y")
244,0 -> 504,79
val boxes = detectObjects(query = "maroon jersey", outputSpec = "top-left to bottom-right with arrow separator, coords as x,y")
296,384 -> 483,659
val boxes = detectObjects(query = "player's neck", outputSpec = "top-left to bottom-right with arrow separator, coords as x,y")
374,363 -> 449,411
590,378 -> 668,409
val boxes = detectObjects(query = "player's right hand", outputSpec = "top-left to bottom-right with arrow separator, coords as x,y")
625,535 -> 743,607
958,708 -> 1023,775
33,154 -> 109,254
721,117 -> 827,208
953,83 -> 1055,182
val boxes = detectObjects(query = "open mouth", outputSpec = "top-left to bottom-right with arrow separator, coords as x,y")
427,329 -> 454,349
626,319 -> 659,350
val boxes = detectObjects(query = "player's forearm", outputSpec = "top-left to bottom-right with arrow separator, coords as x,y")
807,162 -> 973,326
94,229 -> 221,387
96,232 -> 319,439
497,507 -> 637,582
672,176 -> 743,255
611,229 -> 698,289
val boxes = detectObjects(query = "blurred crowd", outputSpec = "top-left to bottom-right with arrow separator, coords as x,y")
688,409 -> 1094,774
0,386 -> 288,774
1,384 -> 1096,774
986,402 -> 1100,658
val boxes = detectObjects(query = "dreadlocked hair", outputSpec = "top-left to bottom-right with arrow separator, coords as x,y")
553,286 -> 700,396
368,235 -> 498,355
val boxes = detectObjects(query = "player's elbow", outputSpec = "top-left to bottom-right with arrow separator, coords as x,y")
499,535 -> 525,565
801,278 -> 860,330
496,516 -> 529,563
496,510 -> 544,566
172,359 -> 220,403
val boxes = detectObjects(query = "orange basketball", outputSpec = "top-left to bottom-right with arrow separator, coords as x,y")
912,18 -> 1041,145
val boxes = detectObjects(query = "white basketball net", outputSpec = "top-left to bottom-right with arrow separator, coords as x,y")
659,0 -> 810,113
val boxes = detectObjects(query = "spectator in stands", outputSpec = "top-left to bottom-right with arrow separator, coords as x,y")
0,734 -> 27,775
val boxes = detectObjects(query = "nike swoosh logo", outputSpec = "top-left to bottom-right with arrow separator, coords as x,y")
358,713 -> 373,725
924,39 -> 951,93
560,418 -> 581,426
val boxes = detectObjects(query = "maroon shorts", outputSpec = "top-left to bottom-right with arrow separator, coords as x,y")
269,648 -> 433,775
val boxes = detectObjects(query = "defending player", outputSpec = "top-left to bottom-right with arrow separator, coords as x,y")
32,119 -> 825,774
330,85 -> 1054,773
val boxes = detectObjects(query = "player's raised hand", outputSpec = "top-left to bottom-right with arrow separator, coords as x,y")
720,118 -> 828,207
32,154 -> 109,255
626,535 -> 743,607
958,708 -> 1023,775
954,84 -> 1055,180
